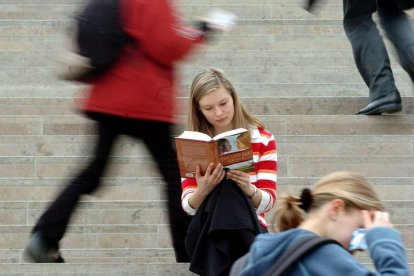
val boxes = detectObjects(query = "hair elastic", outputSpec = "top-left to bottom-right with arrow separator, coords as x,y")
299,188 -> 313,212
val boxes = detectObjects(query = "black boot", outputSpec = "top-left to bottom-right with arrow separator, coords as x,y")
356,91 -> 402,115
25,232 -> 65,263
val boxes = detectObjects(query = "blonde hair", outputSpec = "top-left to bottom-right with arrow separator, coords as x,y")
188,68 -> 264,136
274,171 -> 385,232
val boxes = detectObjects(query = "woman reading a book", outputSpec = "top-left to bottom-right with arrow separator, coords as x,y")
181,68 -> 277,275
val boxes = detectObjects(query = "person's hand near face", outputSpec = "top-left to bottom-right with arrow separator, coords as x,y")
362,210 -> 393,230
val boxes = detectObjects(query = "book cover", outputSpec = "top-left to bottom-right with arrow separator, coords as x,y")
175,128 -> 254,178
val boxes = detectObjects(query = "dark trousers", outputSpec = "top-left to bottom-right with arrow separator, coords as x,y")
343,0 -> 414,100
185,181 -> 265,276
33,112 -> 190,262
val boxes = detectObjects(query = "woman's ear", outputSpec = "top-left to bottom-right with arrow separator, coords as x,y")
327,199 -> 345,221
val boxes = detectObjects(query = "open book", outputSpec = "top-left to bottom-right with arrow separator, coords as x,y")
175,128 -> 254,178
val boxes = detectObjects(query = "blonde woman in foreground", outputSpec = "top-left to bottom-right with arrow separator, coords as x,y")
232,171 -> 409,275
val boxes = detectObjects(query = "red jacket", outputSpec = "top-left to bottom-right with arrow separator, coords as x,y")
81,0 -> 204,122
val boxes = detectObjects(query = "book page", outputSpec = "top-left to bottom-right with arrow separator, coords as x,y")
177,131 -> 212,141
212,128 -> 248,140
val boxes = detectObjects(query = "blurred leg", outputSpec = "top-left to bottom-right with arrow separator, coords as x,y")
343,0 -> 401,114
378,0 -> 414,81
33,114 -> 119,248
124,119 -> 191,262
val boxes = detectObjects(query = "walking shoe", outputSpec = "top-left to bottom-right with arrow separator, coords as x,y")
25,232 -> 65,263
356,92 -> 402,115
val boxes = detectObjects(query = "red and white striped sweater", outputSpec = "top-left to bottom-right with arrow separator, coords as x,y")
181,126 -> 277,228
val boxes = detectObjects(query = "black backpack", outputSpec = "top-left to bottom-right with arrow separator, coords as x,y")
59,0 -> 133,81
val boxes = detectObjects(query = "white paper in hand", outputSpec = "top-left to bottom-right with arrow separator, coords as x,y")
204,9 -> 236,31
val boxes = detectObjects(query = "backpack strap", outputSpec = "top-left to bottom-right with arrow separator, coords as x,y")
263,236 -> 340,276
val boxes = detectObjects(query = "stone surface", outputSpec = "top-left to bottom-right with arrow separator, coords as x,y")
0,0 -> 413,274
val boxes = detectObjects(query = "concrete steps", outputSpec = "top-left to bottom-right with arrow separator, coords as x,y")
1,176 -> 414,201
1,97 -> 414,116
2,113 -> 414,135
0,1 -> 411,97
1,84 -> 412,98
0,263 -> 193,276
1,200 -> 413,233
1,0 -> 413,274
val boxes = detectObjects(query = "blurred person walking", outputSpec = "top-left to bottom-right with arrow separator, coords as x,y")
307,0 -> 414,115
25,0 -> 223,263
